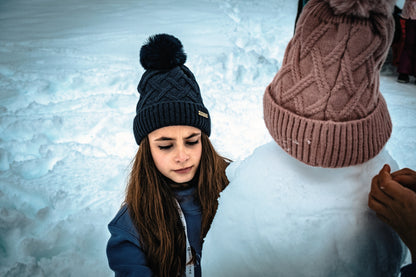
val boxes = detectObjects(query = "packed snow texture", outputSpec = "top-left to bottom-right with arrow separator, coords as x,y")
202,144 -> 405,277
0,0 -> 414,276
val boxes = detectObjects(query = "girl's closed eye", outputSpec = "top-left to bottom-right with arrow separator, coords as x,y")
158,144 -> 172,150
186,140 -> 199,146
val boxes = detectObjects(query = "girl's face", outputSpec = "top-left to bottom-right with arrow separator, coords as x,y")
148,125 -> 202,184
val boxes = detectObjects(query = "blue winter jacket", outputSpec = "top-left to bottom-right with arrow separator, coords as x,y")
106,187 -> 202,277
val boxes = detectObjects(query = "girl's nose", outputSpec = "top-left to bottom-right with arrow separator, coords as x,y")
175,146 -> 189,163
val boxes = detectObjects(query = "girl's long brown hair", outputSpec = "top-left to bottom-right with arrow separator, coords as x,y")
125,133 -> 229,276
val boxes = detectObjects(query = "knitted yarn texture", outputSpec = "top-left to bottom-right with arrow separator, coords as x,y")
263,0 -> 395,168
133,34 -> 210,145
401,0 -> 416,20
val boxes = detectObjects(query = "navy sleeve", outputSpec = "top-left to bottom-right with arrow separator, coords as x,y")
106,222 -> 153,276
400,263 -> 416,277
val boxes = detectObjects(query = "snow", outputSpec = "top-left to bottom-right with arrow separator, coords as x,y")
0,0 -> 414,276
202,145 -> 406,276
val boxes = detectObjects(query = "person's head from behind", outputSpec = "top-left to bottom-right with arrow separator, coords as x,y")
125,33 -> 228,276
263,0 -> 395,168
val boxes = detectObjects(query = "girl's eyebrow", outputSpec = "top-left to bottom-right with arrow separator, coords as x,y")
185,133 -> 201,139
154,137 -> 173,141
154,132 -> 201,141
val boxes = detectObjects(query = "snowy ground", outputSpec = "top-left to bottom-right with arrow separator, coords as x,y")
0,0 -> 414,276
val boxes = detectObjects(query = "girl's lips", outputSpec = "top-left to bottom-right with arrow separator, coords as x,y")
173,166 -> 193,174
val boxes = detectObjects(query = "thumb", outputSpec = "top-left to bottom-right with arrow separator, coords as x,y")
380,164 -> 391,175
377,165 -> 407,200
378,164 -> 392,187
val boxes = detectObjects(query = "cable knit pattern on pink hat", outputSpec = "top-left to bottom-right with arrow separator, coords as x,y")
323,0 -> 396,18
263,0 -> 394,168
401,0 -> 416,20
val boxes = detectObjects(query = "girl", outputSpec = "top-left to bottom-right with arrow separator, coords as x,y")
106,34 -> 229,277
397,0 -> 416,83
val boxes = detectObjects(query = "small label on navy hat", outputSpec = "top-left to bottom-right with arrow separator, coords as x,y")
198,111 -> 208,118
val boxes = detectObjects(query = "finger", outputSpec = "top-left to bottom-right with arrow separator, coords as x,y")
391,167 -> 416,178
392,170 -> 416,192
393,175 -> 416,191
368,194 -> 395,225
378,165 -> 392,184
377,169 -> 407,201
393,174 -> 416,183
379,164 -> 391,175
374,212 -> 397,230
369,175 -> 393,204
368,193 -> 388,212
380,179 -> 411,202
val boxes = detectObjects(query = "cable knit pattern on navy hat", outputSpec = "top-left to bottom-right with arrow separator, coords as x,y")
133,34 -> 210,145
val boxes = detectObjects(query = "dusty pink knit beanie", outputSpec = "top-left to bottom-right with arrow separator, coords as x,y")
263,0 -> 395,168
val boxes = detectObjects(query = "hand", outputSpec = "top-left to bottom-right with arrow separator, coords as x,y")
391,168 -> 416,193
368,164 -> 416,263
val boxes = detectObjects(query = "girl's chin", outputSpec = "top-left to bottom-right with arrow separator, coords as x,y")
171,176 -> 193,184
167,173 -> 196,188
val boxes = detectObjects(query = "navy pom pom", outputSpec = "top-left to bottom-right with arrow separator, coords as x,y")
140,34 -> 187,70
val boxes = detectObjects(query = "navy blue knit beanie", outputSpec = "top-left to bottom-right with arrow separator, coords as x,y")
133,34 -> 211,145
